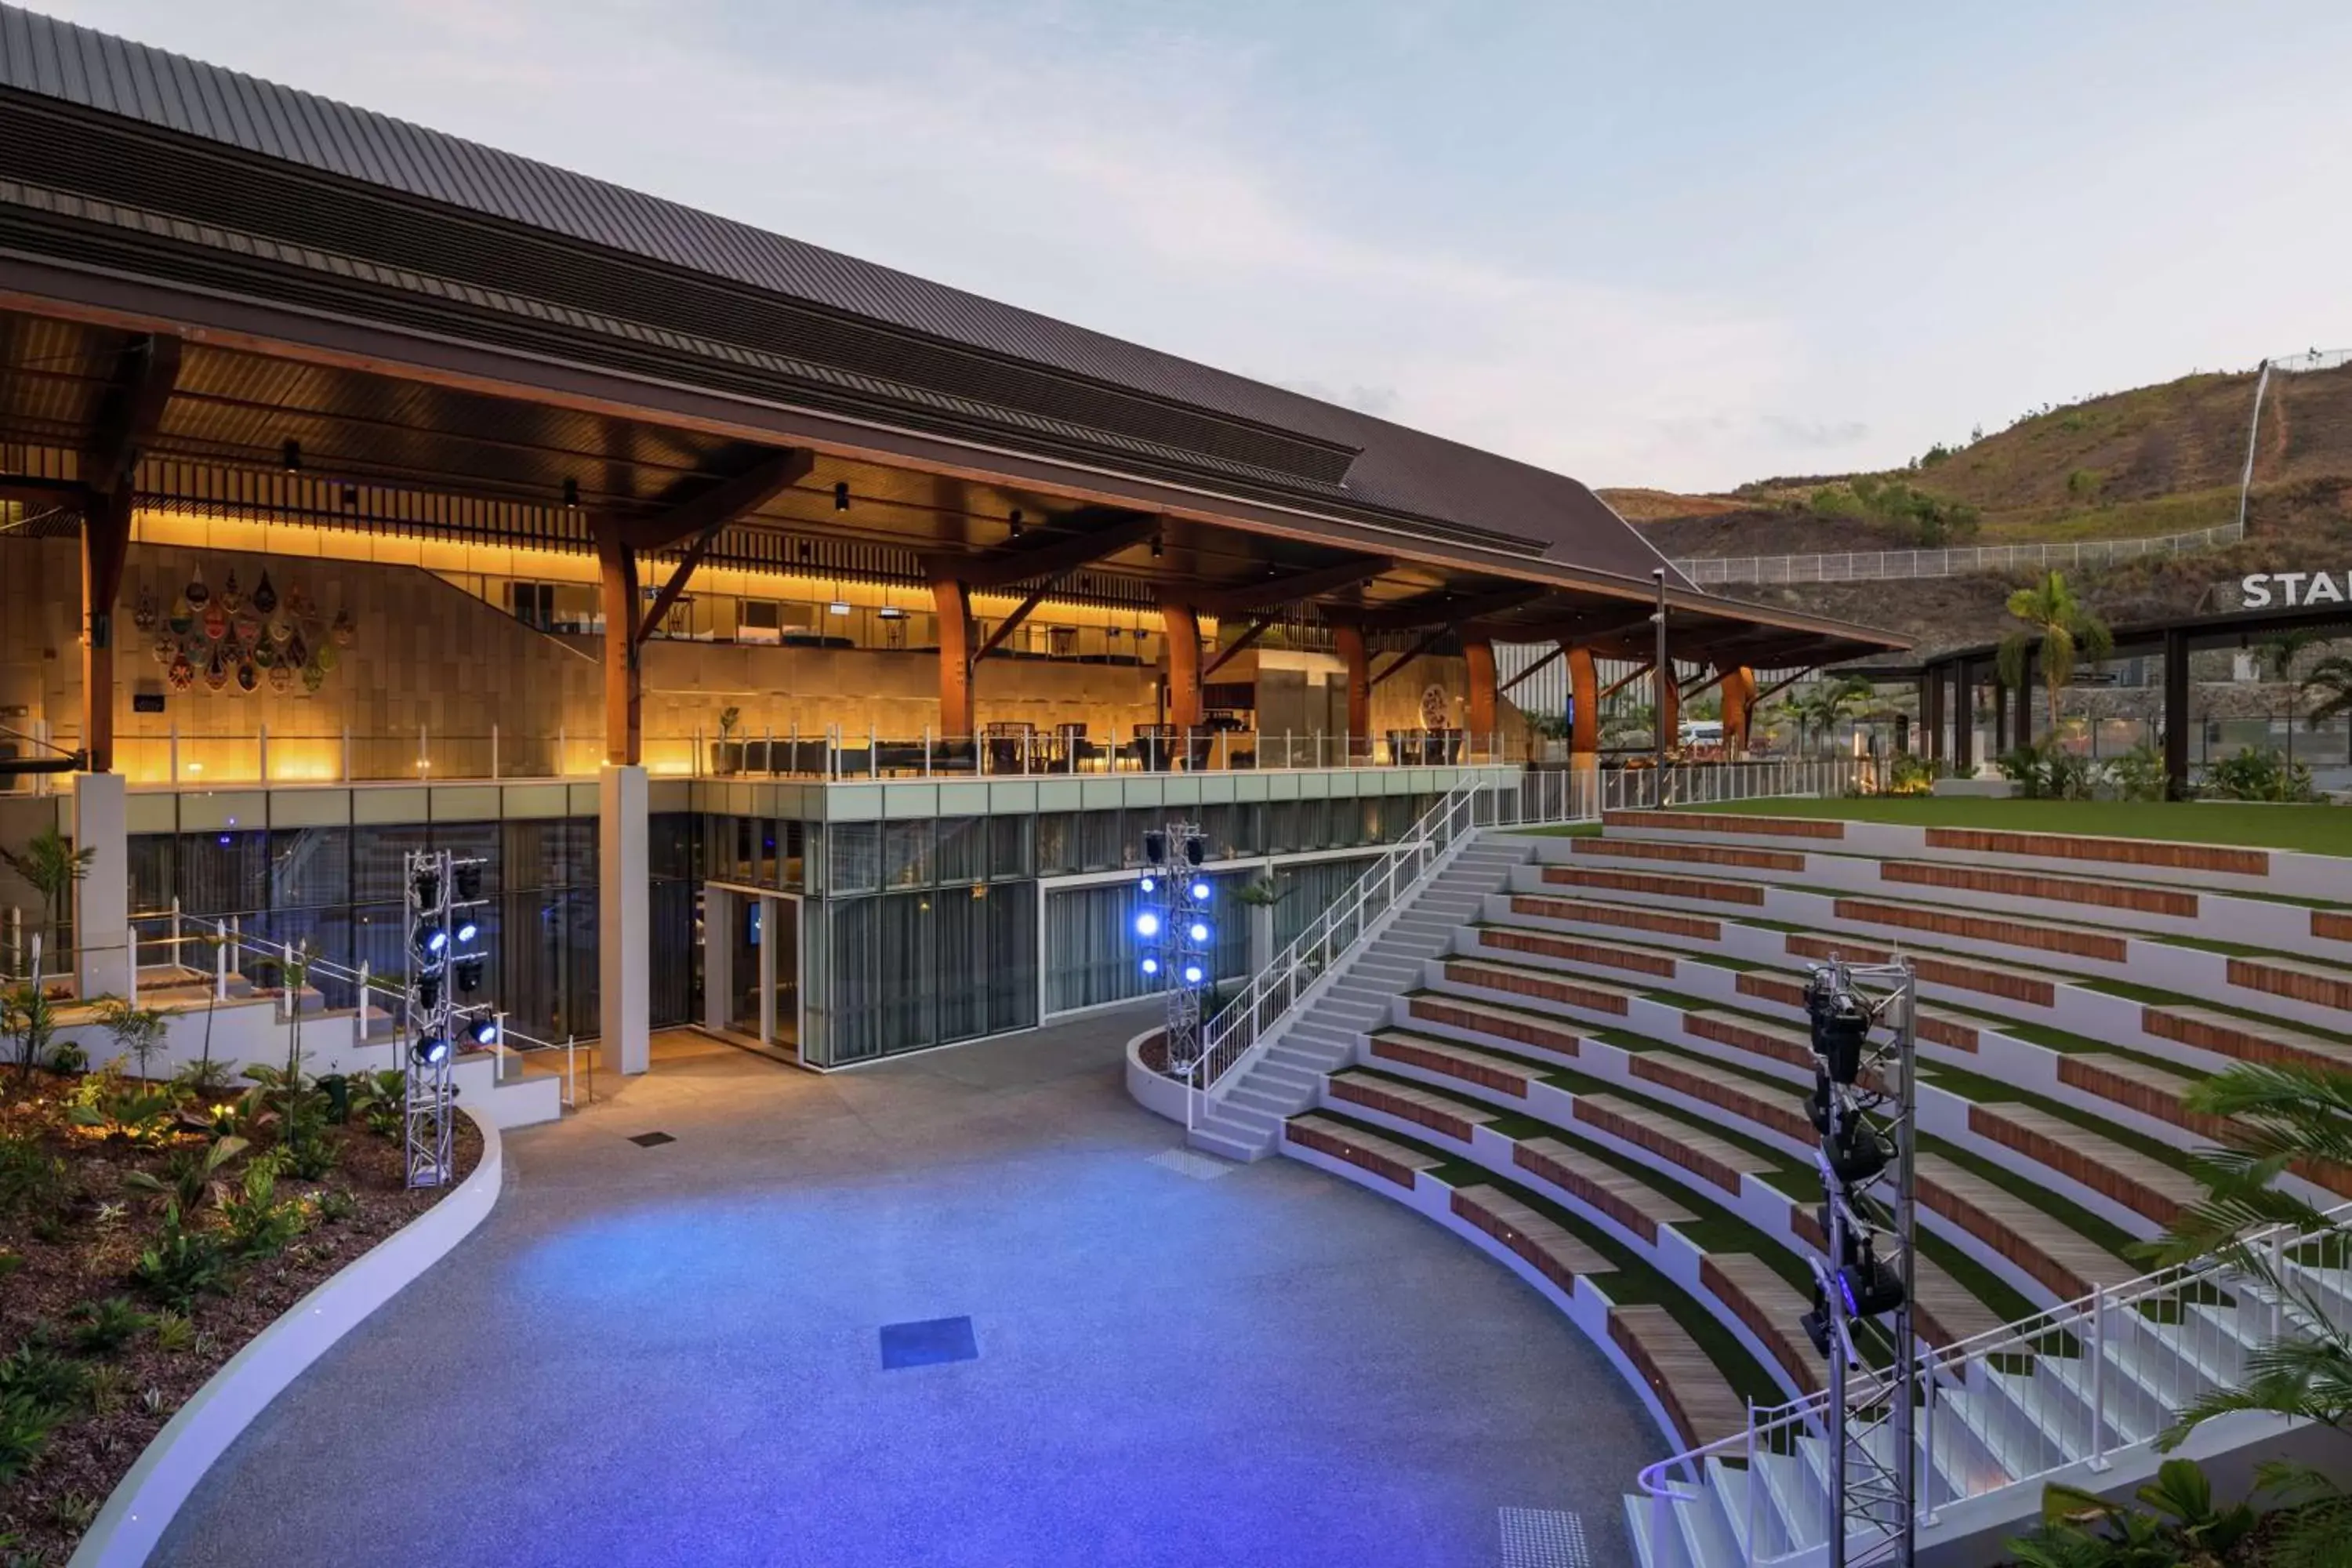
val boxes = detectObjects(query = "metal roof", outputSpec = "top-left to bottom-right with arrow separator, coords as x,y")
0,2 -> 1686,586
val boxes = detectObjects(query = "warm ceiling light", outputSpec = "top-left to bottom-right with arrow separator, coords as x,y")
829,601 -> 851,616
878,606 -> 906,620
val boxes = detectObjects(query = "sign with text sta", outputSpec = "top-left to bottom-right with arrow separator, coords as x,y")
2241,570 -> 2352,608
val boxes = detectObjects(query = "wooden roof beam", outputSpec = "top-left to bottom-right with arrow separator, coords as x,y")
620,447 -> 815,554
85,332 -> 183,495
1189,556 -> 1393,616
935,507 -> 1159,591
1350,583 -> 1548,632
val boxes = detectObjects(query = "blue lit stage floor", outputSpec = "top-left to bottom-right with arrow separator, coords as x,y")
154,1013 -> 1658,1567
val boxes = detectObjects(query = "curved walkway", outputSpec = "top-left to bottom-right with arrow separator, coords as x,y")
154,1012 -> 1658,1568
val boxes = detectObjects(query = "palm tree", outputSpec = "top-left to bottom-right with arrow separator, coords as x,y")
1795,675 -> 1874,758
2147,1060 -> 2352,1565
2261,628 -> 2327,770
1,826 -> 96,983
1996,572 -> 2114,735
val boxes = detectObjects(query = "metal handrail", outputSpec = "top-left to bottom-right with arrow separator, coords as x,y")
1672,524 -> 2242,587
1636,1196 -> 2352,1561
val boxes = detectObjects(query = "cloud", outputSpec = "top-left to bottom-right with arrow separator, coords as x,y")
45,0 -> 1823,490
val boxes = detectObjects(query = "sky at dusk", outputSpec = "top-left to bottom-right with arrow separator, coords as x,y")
44,0 -> 2352,491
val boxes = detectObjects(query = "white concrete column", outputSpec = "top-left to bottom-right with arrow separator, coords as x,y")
598,764 -> 650,1075
71,771 -> 131,999
702,884 -> 733,1037
757,898 -> 777,1046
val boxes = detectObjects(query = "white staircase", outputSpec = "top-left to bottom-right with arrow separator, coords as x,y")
1187,833 -> 1536,1161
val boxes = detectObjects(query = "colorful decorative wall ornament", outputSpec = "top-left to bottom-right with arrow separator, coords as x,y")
147,561 -> 352,697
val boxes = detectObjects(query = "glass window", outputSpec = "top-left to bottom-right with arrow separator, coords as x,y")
176,830 -> 269,917
935,818 -> 982,885
1035,813 -> 1076,877
1079,809 -> 1122,873
267,826 -> 350,911
884,820 -> 934,887
989,815 -> 1032,880
129,834 -> 176,915
775,819 -> 806,891
829,823 -> 879,894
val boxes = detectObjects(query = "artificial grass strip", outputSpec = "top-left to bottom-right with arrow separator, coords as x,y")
1670,797 -> 2352,859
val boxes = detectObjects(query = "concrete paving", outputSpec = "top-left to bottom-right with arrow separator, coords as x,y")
155,1011 -> 1662,1567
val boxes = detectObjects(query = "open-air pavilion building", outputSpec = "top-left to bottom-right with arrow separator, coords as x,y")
0,5 -> 1899,1073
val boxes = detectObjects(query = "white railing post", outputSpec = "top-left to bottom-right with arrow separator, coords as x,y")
2086,1283 -> 2111,1472
214,920 -> 228,1000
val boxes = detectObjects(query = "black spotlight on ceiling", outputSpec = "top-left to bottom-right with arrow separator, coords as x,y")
411,866 -> 441,909
455,956 -> 485,996
1183,833 -> 1206,867
281,438 -> 302,474
1840,1240 -> 1906,1322
1825,1116 -> 1890,1183
563,477 -> 580,510
833,481 -> 851,512
413,1034 -> 450,1069
455,862 -> 483,902
1800,1285 -> 1833,1359
1809,989 -> 1870,1086
1149,529 -> 1163,558
1143,829 -> 1169,866
1008,508 -> 1024,539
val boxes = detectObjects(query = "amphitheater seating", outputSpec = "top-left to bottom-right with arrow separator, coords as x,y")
1221,801 -> 2352,1567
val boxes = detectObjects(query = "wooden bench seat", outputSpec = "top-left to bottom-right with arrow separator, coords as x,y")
2223,953 -> 2352,1017
1506,893 -> 1725,942
1329,1071 -> 1495,1144
1368,1030 -> 1541,1098
1541,863 -> 1769,906
2141,1004 -> 2352,1073
1917,1154 -> 2134,1299
1439,956 -> 1637,1018
1471,924 -> 1682,981
1830,896 -> 2133,966
1610,1304 -> 1752,1448
1966,1102 -> 2204,1226
1405,994 -> 1592,1063
1782,933 -> 2072,1010
1451,1183 -> 1613,1295
1284,1114 -> 1443,1189
1603,808 -> 1846,841
1571,837 -> 1809,873
1878,858 -> 2201,920
1514,1135 -> 1698,1243
1702,1253 -> 1820,1392
1571,1094 -> 1776,1195
1628,1052 -> 1813,1143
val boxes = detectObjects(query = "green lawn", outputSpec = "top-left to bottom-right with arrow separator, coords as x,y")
1677,797 -> 2352,858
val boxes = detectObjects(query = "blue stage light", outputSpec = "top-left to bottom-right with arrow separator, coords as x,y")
413,1035 -> 450,1068
1141,956 -> 1160,976
1134,911 -> 1161,938
1189,880 -> 1210,901
1140,875 -> 1156,893
468,1016 -> 498,1046
1182,964 -> 1204,985
1189,921 -> 1209,943
455,918 -> 479,944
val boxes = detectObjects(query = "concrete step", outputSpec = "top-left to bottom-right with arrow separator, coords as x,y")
1187,1121 -> 1265,1162
1229,1084 -> 1306,1119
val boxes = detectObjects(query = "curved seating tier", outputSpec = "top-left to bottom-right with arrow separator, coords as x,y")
1243,804 -> 2352,1568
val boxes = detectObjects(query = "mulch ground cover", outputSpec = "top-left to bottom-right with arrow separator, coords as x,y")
0,1068 -> 480,1565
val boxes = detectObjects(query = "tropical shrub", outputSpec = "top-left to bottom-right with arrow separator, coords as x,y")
1996,739 -> 2100,800
0,1393 -> 61,1486
2108,741 -> 2169,803
122,1135 -> 246,1214
130,1203 -> 229,1308
64,1297 -> 151,1357
2202,746 -> 2318,803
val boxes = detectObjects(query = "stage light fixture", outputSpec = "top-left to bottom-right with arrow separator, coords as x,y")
455,863 -> 483,902
1800,1290 -> 1833,1359
1150,531 -> 1163,558
455,917 -> 479,944
1134,911 -> 1161,938
1189,880 -> 1210,902
1181,964 -> 1203,985
563,477 -> 580,510
467,1017 -> 499,1047
1141,956 -> 1160,976
412,921 -> 448,956
1188,920 -> 1209,943
1808,1068 -> 1832,1135
833,481 -> 851,511
410,867 -> 441,908
1139,874 -> 1156,893
1825,1119 -> 1889,1183
416,974 -> 441,1011
281,438 -> 301,474
1144,830 -> 1168,866
1008,509 -> 1024,539
455,956 -> 484,995
1183,833 -> 1205,866
413,1035 -> 450,1068
1838,1252 -> 1906,1320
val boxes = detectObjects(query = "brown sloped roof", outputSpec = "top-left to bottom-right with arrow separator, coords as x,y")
0,2 -> 1686,586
